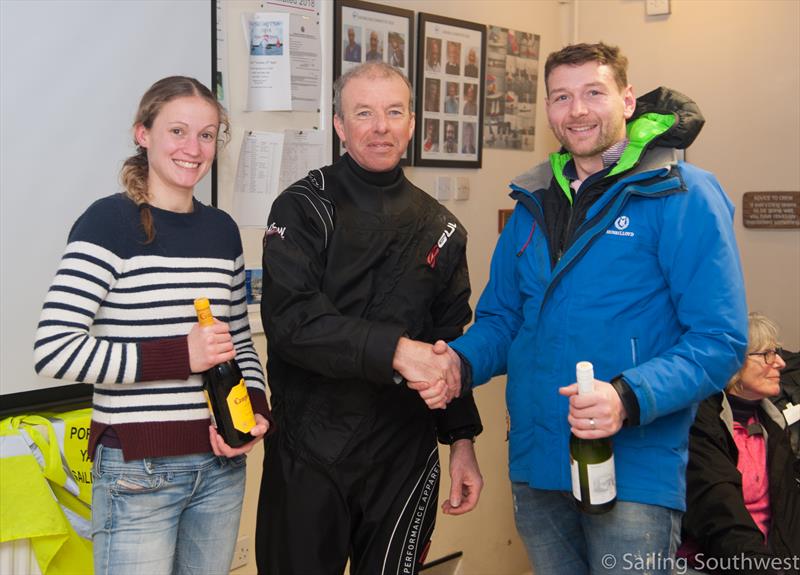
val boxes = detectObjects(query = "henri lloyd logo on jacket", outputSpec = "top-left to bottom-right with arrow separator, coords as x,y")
606,215 -> 635,238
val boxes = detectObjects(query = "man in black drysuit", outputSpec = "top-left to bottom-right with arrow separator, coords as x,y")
255,61 -> 484,575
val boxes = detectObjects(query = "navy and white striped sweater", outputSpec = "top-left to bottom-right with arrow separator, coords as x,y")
34,193 -> 269,460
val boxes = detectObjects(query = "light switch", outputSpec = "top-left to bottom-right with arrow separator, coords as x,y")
646,0 -> 670,16
435,176 -> 452,200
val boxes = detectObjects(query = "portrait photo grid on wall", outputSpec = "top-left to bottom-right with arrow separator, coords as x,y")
333,0 -> 414,164
414,13 -> 486,168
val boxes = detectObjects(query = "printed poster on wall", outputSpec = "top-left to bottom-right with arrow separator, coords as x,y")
484,26 -> 540,151
266,0 -> 322,112
243,12 -> 292,111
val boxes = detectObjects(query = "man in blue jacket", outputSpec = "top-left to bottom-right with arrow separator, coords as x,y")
445,43 -> 748,574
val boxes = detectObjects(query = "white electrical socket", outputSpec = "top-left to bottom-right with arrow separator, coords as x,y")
454,177 -> 470,200
230,535 -> 250,570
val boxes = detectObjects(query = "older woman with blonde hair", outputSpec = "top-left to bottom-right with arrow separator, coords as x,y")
680,313 -> 799,574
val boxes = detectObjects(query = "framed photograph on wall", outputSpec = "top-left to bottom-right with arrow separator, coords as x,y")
414,12 -> 486,168
333,0 -> 414,164
484,26 -> 541,151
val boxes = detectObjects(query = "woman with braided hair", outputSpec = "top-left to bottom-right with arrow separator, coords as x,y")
34,76 -> 271,575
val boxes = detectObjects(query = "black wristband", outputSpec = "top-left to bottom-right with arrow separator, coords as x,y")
610,375 -> 640,427
453,349 -> 473,398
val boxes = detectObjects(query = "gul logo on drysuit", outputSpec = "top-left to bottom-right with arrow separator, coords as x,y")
426,222 -> 457,269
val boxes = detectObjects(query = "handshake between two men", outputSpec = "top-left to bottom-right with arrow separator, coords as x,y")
392,337 -> 462,409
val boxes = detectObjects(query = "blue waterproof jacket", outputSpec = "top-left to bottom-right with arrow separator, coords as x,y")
451,88 -> 747,511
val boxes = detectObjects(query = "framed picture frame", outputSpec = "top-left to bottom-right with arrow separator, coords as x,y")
484,26 -> 541,151
333,0 -> 414,164
498,208 -> 514,233
414,12 -> 486,168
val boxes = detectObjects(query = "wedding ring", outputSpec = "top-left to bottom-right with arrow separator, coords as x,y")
589,418 -> 596,430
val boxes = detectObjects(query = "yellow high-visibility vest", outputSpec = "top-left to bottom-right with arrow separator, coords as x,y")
0,409 -> 93,575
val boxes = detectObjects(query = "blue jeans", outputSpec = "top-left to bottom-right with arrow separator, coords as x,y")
91,445 -> 246,575
512,484 -> 682,575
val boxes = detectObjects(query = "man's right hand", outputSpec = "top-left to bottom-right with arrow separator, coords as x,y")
432,340 -> 462,400
392,337 -> 461,409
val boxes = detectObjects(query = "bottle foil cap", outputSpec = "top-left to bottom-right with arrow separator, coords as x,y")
576,361 -> 595,395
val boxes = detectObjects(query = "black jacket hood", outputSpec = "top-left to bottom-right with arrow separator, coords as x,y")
631,86 -> 705,149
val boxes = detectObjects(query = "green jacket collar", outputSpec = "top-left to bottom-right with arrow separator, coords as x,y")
549,112 -> 676,205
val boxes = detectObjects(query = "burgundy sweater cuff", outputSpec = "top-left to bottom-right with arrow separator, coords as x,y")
138,337 -> 191,382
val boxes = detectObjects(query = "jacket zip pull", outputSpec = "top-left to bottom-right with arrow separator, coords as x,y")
517,220 -> 537,257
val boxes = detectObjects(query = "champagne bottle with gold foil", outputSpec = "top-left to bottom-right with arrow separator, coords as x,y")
569,361 -> 617,514
194,298 -> 256,448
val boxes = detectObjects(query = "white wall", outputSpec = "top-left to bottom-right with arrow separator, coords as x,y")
0,0 -> 213,404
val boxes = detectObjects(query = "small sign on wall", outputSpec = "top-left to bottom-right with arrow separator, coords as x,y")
742,192 -> 800,229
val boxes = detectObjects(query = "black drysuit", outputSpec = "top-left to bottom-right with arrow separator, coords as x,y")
255,155 -> 482,575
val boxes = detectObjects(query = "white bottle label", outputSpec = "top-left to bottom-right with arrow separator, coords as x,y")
587,455 -> 616,504
571,458 -> 581,500
571,455 -> 616,504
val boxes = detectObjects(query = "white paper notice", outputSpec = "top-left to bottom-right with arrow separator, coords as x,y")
243,12 -> 292,111
232,130 -> 324,228
278,129 -> 324,191
289,13 -> 321,112
233,131 -> 283,227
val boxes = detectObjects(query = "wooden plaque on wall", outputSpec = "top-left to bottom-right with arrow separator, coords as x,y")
742,192 -> 800,229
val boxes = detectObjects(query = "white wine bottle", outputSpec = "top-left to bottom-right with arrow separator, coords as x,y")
569,361 -> 616,514
194,298 -> 256,448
